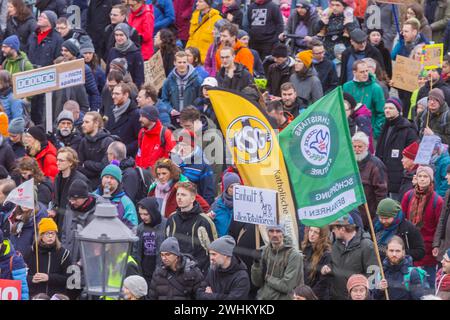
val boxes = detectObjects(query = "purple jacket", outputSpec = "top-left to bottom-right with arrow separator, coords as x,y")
350,104 -> 374,153
204,43 -> 218,77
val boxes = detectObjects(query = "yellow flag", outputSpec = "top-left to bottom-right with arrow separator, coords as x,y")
208,89 -> 299,248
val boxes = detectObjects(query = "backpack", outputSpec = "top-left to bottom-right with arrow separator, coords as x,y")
405,190 -> 439,212
404,266 -> 430,291
138,126 -> 167,153
2,59 -> 26,73
134,166 -> 154,202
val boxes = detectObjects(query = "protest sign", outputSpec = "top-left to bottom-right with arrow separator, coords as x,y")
414,135 -> 441,165
0,279 -> 22,300
233,185 -> 278,226
421,43 -> 444,70
392,56 -> 422,92
376,0 -> 412,4
144,51 -> 166,91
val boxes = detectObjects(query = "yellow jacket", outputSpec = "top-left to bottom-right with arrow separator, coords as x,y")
186,8 -> 222,64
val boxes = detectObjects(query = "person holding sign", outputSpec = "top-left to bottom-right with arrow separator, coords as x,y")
417,68 -> 450,107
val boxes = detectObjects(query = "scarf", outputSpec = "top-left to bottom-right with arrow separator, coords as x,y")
115,38 -> 133,54
112,99 -> 131,122
374,210 -> 404,248
222,191 -> 233,208
155,180 -> 172,200
37,28 -> 51,45
409,184 -> 434,229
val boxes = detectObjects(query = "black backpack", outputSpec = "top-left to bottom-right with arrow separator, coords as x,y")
134,166 -> 154,202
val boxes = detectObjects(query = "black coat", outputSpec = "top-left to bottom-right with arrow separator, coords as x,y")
266,58 -> 294,97
102,22 -> 141,63
398,169 -> 416,202
27,28 -> 63,67
53,131 -> 82,152
24,243 -> 71,297
393,219 -> 426,262
196,256 -> 250,300
77,128 -> 115,188
5,15 -> 36,54
105,100 -> 141,157
314,58 -> 338,94
35,0 -> 67,17
302,244 -> 331,300
7,139 -> 26,159
216,63 -> 254,92
148,254 -> 204,300
221,4 -> 243,28
417,79 -> 450,107
339,43 -> 385,84
37,178 -> 53,207
119,157 -> 140,203
375,116 -> 419,193
374,41 -> 393,79
106,44 -> 145,88
0,136 -> 16,173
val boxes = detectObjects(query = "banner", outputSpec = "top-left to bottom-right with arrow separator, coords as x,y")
392,56 -> 422,92
4,178 -> 35,209
208,89 -> 299,247
233,185 -> 278,226
279,87 -> 366,227
144,51 -> 166,91
421,43 -> 444,70
0,279 -> 22,300
415,135 -> 442,165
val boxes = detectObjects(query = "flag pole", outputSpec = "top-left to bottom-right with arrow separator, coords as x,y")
364,203 -> 389,300
255,224 -> 260,250
32,206 -> 39,273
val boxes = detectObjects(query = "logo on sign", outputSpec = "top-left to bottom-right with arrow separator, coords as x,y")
226,116 -> 273,164
301,125 -> 330,166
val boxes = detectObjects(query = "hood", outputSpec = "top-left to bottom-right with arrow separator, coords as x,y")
176,201 -> 203,220
294,65 -> 317,79
172,64 -> 196,81
137,197 -> 162,227
352,104 -> 372,118
36,141 -> 57,159
86,128 -> 112,143
6,51 -> 28,63
130,3 -> 150,17
353,73 -> 376,87
119,157 -> 136,170
218,255 -> 247,274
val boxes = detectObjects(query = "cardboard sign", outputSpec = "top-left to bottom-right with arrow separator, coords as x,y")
12,59 -> 85,99
414,135 -> 442,165
144,51 -> 166,91
376,0 -> 413,4
421,43 -> 444,70
392,56 -> 422,92
0,279 -> 22,300
233,185 -> 278,226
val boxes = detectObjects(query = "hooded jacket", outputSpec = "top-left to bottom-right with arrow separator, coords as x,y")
348,103 -> 374,153
247,0 -> 284,44
2,51 -> 34,75
286,5 -> 321,50
267,57 -> 295,97
128,3 -> 154,60
343,73 -> 386,138
152,0 -> 176,34
221,3 -> 243,27
434,151 -> 450,197
165,201 -> 218,273
34,141 -> 58,180
0,88 -> 23,121
5,15 -> 36,54
106,43 -> 145,88
0,239 -> 29,300
216,62 -> 254,92
215,40 -> 254,75
376,116 -> 419,193
102,22 -> 141,63
417,101 -> 450,145
197,255 -> 250,300
161,64 -> 202,112
0,135 -> 16,174
289,67 -> 323,107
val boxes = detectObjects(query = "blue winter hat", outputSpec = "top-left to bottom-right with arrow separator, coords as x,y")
445,248 -> 450,260
101,164 -> 122,183
3,35 -> 20,52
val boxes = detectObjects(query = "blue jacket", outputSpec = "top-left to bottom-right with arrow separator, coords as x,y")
178,146 -> 216,205
106,44 -> 145,88
0,240 -> 29,300
94,188 -> 138,229
91,65 -> 106,97
391,33 -> 429,60
84,64 -> 101,111
149,0 -> 175,34
434,151 -> 450,197
195,65 -> 209,83
161,64 -> 201,112
0,89 -> 23,120
27,28 -> 63,67
155,100 -> 171,126
211,196 -> 232,237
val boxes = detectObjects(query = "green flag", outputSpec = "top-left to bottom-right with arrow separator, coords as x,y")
279,87 -> 366,227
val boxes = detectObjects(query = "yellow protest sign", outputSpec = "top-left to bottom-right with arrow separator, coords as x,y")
421,43 -> 444,70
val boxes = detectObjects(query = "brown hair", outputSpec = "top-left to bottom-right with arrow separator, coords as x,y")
0,179 -> 16,196
10,205 -> 33,235
292,285 -> 318,300
280,82 -> 296,92
159,28 -> 179,55
39,232 -> 62,249
220,23 -> 238,38
85,111 -> 104,128
266,100 -> 284,113
114,82 -> 131,97
17,156 -> 44,184
56,17 -> 68,26
57,147 -> 79,169
406,2 -> 425,21
404,18 -> 421,31
185,47 -> 202,67
154,158 -> 181,182
175,51 -> 187,60
176,181 -> 197,195
179,106 -> 201,123
352,60 -> 367,71
140,83 -> 158,103
301,226 -> 331,281
0,71 -> 12,89
111,4 -> 128,16
9,0 -> 32,21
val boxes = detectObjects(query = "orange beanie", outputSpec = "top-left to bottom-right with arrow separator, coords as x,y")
296,50 -> 313,68
38,218 -> 58,235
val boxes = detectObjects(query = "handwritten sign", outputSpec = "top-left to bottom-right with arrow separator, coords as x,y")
421,43 -> 444,70
144,51 -> 166,92
414,135 -> 441,165
392,56 -> 422,92
0,279 -> 22,300
233,185 -> 278,226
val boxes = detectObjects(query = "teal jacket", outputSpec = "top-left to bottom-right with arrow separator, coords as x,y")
434,151 -> 450,197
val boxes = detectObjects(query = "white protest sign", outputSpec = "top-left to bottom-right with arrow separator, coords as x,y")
233,185 -> 278,226
414,135 -> 441,165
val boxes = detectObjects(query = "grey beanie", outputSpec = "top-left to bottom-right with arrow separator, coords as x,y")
56,110 -> 74,124
208,235 -> 236,257
114,23 -> 131,39
237,29 -> 249,39
80,41 -> 95,55
267,222 -> 286,234
42,10 -> 57,28
123,275 -> 148,298
8,117 -> 25,134
160,237 -> 181,256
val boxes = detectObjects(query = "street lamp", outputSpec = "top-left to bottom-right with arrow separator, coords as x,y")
77,202 -> 138,298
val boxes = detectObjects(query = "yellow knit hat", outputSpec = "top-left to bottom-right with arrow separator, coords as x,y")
296,50 -> 313,68
38,218 -> 58,235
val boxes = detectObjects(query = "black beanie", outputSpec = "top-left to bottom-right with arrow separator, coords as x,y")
137,197 -> 162,227
68,180 -> 89,199
62,39 -> 80,57
26,126 -> 47,145
343,92 -> 357,109
272,43 -> 288,58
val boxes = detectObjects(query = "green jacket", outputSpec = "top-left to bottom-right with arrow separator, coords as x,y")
3,51 -> 34,75
251,241 -> 304,300
343,73 -> 386,139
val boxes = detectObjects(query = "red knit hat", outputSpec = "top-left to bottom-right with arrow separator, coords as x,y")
347,274 -> 369,293
402,141 -> 419,160
177,129 -> 195,148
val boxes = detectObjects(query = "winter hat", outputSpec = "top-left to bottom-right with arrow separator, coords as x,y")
402,141 -> 420,160
202,77 -> 218,88
352,131 -> 369,146
214,19 -> 230,31
208,235 -> 236,257
376,198 -> 401,218
139,105 -> 159,122
56,110 -> 74,124
237,29 -> 249,40
111,58 -> 128,74
343,92 -> 357,109
42,10 -> 57,28
347,274 -> 369,293
223,172 -> 241,192
114,23 -> 131,39
101,164 -> 123,183
417,97 -> 428,107
62,39 -> 80,57
38,218 -> 58,235
329,214 -> 355,226
272,43 -> 289,58
296,0 -> 311,9
428,88 -> 445,106
68,180 -> 89,199
137,197 -> 162,227
350,29 -> 368,43
368,28 -> 383,37
8,117 -> 25,134
267,222 -> 286,234
2,35 -> 20,52
123,275 -> 148,299
416,165 -> 434,181
444,248 -> 450,261
177,129 -> 196,148
296,50 -> 313,68
80,41 -> 95,55
26,125 -> 47,145
334,43 -> 346,57
385,97 -> 403,114
160,237 -> 181,256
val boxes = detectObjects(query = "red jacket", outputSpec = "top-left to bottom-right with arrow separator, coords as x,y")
402,189 -> 443,267
128,4 -> 154,60
34,142 -> 58,180
135,120 -> 176,169
173,0 -> 195,41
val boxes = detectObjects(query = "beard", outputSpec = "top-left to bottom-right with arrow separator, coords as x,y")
355,150 -> 369,162
59,128 -> 72,137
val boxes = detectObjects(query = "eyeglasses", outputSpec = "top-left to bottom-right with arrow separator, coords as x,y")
56,158 -> 68,162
